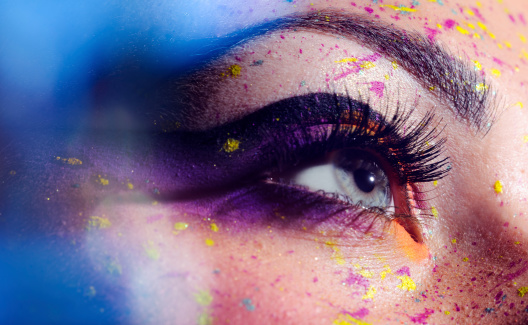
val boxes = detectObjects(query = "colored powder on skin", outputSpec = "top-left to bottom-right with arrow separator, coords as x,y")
335,58 -> 359,63
397,275 -> 416,291
494,180 -> 503,194
241,298 -> 256,311
360,61 -> 376,69
475,83 -> 488,92
444,19 -> 456,29
463,257 -> 469,262
56,157 -> 83,165
144,241 -> 160,260
433,180 -> 438,186
195,290 -> 213,306
228,64 -> 241,77
333,314 -> 372,325
380,4 -> 417,12
395,266 -> 411,276
326,241 -> 346,265
174,222 -> 189,231
520,34 -> 527,43
451,238 -> 457,244
477,21 -> 487,31
362,285 -> 376,300
146,214 -> 164,224
408,308 -> 434,323
97,177 -> 109,186
369,81 -> 384,98
223,138 -> 240,152
343,272 -> 370,289
390,222 -> 429,262
205,238 -> 215,246
87,216 -> 111,230
358,269 -> 374,278
210,223 -> 219,232
456,26 -> 470,35
473,60 -> 482,70
364,7 -> 373,14
380,265 -> 392,280
491,69 -> 501,77
346,308 -> 370,319
431,206 -> 439,219
518,287 -> 528,297
197,313 -> 212,325
127,182 -> 134,190
523,135 -> 528,143
424,27 -> 439,42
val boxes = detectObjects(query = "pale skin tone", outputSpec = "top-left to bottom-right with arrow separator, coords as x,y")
2,0 -> 528,324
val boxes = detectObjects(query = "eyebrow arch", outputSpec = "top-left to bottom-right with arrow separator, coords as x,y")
173,10 -> 495,130
267,11 -> 495,129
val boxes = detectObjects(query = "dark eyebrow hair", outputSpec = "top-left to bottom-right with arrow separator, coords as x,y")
169,10 -> 495,130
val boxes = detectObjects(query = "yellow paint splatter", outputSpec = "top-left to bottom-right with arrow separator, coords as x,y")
396,275 -> 416,291
360,61 -> 376,69
518,287 -> 528,297
463,257 -> 469,262
520,34 -> 527,43
437,23 -> 443,29
515,241 -> 521,245
326,241 -> 346,265
210,223 -> 219,232
467,22 -> 475,29
451,238 -> 457,244
333,314 -> 372,325
491,68 -> 501,77
391,61 -> 399,69
515,102 -> 524,108
222,138 -> 240,152
380,265 -> 392,280
431,206 -> 439,219
433,180 -> 438,186
362,285 -> 377,300
473,60 -> 482,71
504,41 -> 512,48
494,180 -> 503,194
195,290 -> 213,306
335,58 -> 358,63
97,176 -> 109,186
488,32 -> 496,39
227,64 -> 241,77
380,4 -> 417,12
445,311 -> 451,315
466,9 -> 475,16
477,22 -> 487,31
87,216 -> 112,230
174,222 -> 189,234
127,182 -> 134,190
523,135 -> 528,143
359,269 -> 374,278
144,241 -> 160,260
475,83 -> 488,91
205,238 -> 215,246
384,74 -> 390,80
456,26 -> 470,35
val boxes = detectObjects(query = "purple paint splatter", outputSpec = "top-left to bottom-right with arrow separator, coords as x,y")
369,81 -> 384,98
408,308 -> 434,324
396,266 -> 411,276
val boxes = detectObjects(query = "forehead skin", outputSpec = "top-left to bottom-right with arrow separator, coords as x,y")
2,0 -> 528,325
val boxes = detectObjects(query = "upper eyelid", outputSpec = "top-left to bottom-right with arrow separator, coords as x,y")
173,10 -> 496,132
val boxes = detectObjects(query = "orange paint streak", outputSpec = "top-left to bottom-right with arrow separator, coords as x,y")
390,222 -> 429,263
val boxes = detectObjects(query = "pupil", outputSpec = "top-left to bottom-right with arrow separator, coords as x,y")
353,169 -> 376,193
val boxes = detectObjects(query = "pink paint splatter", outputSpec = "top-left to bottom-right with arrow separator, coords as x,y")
509,14 -> 516,23
299,49 -> 303,54
520,14 -> 526,26
364,7 -> 373,14
424,27 -> 439,42
334,53 -> 382,81
345,308 -> 370,319
395,266 -> 411,276
444,19 -> 456,29
343,272 -> 370,289
369,81 -> 384,98
146,214 -> 164,224
408,308 -> 434,324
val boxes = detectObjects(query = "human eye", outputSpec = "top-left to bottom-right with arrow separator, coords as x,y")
172,91 -> 448,242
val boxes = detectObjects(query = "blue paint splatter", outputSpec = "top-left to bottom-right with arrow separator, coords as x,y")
242,298 -> 256,311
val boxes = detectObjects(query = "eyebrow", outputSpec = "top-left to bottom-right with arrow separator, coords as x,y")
172,10 -> 495,130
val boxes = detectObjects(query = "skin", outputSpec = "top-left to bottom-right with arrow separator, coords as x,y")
1,0 -> 528,324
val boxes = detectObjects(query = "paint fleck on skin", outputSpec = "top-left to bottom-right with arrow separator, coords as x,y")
228,64 -> 241,77
143,241 -> 160,260
380,265 -> 392,280
250,59 -> 264,66
174,222 -> 189,231
473,60 -> 482,71
494,180 -> 503,194
433,180 -> 438,186
335,58 -> 359,63
475,83 -> 488,92
520,34 -> 527,43
205,238 -> 215,246
463,257 -> 469,262
362,285 -> 376,300
127,182 -> 134,190
333,313 -> 372,325
456,26 -> 470,35
369,81 -> 384,98
195,290 -> 213,306
241,298 -> 256,311
451,238 -> 457,244
431,206 -> 439,219
222,138 -> 240,152
380,4 -> 417,12
391,61 -> 398,69
326,241 -> 346,265
56,157 -> 83,165
518,287 -> 528,297
97,176 -> 109,186
397,275 -> 416,291
360,61 -> 376,69
395,266 -> 411,276
210,223 -> 219,232
87,216 -> 111,230
408,308 -> 434,323
491,68 -> 502,77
